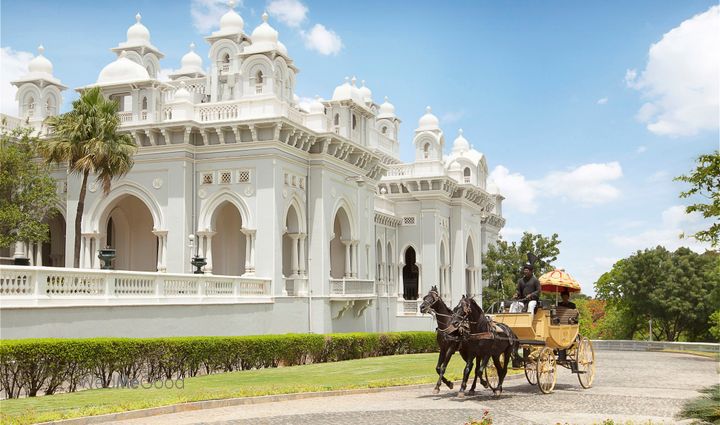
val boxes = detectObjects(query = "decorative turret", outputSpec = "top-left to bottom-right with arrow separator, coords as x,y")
413,106 -> 444,161
11,45 -> 67,122
110,13 -> 164,78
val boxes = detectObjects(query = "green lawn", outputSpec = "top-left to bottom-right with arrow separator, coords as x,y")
1,352 -> 512,425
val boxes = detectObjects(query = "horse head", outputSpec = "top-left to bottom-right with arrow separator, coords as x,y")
419,285 -> 441,314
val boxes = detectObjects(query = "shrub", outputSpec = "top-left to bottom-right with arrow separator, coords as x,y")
0,331 -> 437,398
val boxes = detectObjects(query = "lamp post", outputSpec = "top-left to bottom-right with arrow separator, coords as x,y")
188,234 -> 206,274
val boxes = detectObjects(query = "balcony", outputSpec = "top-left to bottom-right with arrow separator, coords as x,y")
329,278 -> 375,298
0,266 -> 272,307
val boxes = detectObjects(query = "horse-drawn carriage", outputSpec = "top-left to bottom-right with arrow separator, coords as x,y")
485,269 -> 596,394
421,268 -> 596,397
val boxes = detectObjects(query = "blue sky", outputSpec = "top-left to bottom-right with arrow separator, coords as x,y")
1,0 -> 718,293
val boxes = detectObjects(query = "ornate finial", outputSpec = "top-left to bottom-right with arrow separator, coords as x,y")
361,79 -> 366,87
189,42 -> 196,51
37,45 -> 45,55
384,96 -> 389,102
135,13 -> 142,23
459,128 -> 464,135
425,106 -> 432,113
262,11 -> 269,22
228,0 -> 236,9
351,76 -> 357,86
344,76 -> 349,83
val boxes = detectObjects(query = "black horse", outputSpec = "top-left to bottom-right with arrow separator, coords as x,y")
452,295 -> 519,396
420,286 -> 485,395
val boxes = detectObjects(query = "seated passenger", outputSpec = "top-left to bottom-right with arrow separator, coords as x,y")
557,290 -> 576,309
511,263 -> 541,320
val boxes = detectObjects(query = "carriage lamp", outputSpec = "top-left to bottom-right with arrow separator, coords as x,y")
188,234 -> 206,274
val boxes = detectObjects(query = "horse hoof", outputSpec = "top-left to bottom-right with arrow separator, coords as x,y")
457,391 -> 465,398
446,382 -> 454,389
433,388 -> 440,394
467,390 -> 476,396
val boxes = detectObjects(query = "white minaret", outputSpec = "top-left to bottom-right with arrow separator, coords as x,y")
11,45 -> 67,125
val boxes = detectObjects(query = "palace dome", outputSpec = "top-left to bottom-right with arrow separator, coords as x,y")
418,106 -> 439,131
126,13 -> 150,44
97,51 -> 150,84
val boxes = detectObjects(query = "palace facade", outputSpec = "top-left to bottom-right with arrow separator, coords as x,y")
0,3 -> 505,338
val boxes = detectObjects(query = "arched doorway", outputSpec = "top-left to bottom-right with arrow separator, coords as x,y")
329,207 -> 352,278
465,238 -> 475,296
104,195 -> 157,272
211,201 -> 246,276
402,246 -> 419,300
41,210 -> 66,267
283,205 -> 301,277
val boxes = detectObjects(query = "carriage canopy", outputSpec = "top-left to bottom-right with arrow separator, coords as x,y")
538,269 -> 581,293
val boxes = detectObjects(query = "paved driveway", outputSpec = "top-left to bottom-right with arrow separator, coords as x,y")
107,350 -> 718,425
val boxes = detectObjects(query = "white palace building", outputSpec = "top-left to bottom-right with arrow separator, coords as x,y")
0,4 -> 505,339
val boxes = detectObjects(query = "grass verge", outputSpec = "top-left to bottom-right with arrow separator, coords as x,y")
1,352 -> 517,425
678,384 -> 720,424
660,349 -> 720,360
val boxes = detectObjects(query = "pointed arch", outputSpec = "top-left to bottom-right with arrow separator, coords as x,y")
198,188 -> 253,231
402,245 -> 419,300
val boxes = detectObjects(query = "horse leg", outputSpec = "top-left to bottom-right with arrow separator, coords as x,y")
440,345 -> 456,389
433,347 -> 447,394
468,354 -> 485,395
457,357 -> 474,398
495,346 -> 512,395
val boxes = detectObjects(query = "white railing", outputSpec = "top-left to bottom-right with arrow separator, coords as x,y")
0,114 -> 26,132
140,110 -> 148,121
329,278 -> 375,297
220,63 -> 230,73
284,277 -> 308,296
196,103 -> 239,122
386,164 -> 413,177
118,112 -> 133,123
0,266 -> 272,307
399,298 -> 422,315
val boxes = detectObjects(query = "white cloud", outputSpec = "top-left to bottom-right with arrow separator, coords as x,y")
596,97 -> 608,105
191,0 -> 237,33
647,170 -> 668,183
301,24 -> 342,55
267,0 -> 307,28
296,95 -> 314,112
441,110 -> 465,124
0,46 -> 34,116
540,162 -> 623,206
611,205 -> 711,252
636,145 -> 647,154
490,162 -> 624,214
490,165 -> 539,214
626,5 -> 719,137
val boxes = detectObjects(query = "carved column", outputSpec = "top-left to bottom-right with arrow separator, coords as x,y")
342,240 -> 352,278
153,230 -> 168,272
298,233 -> 307,277
289,233 -> 299,277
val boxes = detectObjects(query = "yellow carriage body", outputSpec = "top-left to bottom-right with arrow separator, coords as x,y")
492,309 -> 578,349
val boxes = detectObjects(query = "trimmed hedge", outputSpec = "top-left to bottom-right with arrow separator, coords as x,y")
0,332 -> 436,398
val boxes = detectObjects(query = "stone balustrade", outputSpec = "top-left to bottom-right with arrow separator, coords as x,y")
0,266 -> 271,307
329,278 -> 375,297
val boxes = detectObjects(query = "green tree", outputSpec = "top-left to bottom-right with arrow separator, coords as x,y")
0,127 -> 58,249
709,310 -> 720,341
595,246 -> 720,341
675,150 -> 720,247
482,232 -> 561,308
41,87 -> 136,267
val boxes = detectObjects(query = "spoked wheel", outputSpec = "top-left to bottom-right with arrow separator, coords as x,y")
576,337 -> 596,389
536,346 -> 557,394
524,359 -> 537,385
483,355 -> 501,392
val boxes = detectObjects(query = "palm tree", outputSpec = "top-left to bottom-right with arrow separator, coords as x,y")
42,87 -> 136,268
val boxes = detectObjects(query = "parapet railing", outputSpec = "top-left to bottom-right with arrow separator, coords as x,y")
329,278 -> 375,297
591,339 -> 719,353
0,266 -> 272,307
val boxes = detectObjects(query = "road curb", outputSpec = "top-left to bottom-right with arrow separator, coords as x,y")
39,374 -> 524,425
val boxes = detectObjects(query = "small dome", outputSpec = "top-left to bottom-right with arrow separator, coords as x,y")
173,81 -> 192,102
378,96 -> 396,118
359,80 -> 372,104
127,13 -> 150,44
179,42 -> 203,74
277,40 -> 288,56
97,51 -> 150,84
219,0 -> 244,34
251,12 -> 278,44
309,96 -> 325,114
452,128 -> 470,153
332,77 -> 353,101
418,106 -> 439,131
28,45 -> 53,75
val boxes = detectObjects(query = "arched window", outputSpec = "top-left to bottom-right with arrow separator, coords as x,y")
141,97 -> 148,110
223,53 -> 230,63
463,167 -> 471,183
26,96 -> 35,117
352,114 -> 357,130
255,71 -> 264,94
381,126 -> 387,135
423,143 -> 430,159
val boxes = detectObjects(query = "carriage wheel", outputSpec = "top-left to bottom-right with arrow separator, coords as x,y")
524,359 -> 537,385
484,355 -> 501,391
576,337 -> 596,389
536,347 -> 557,394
